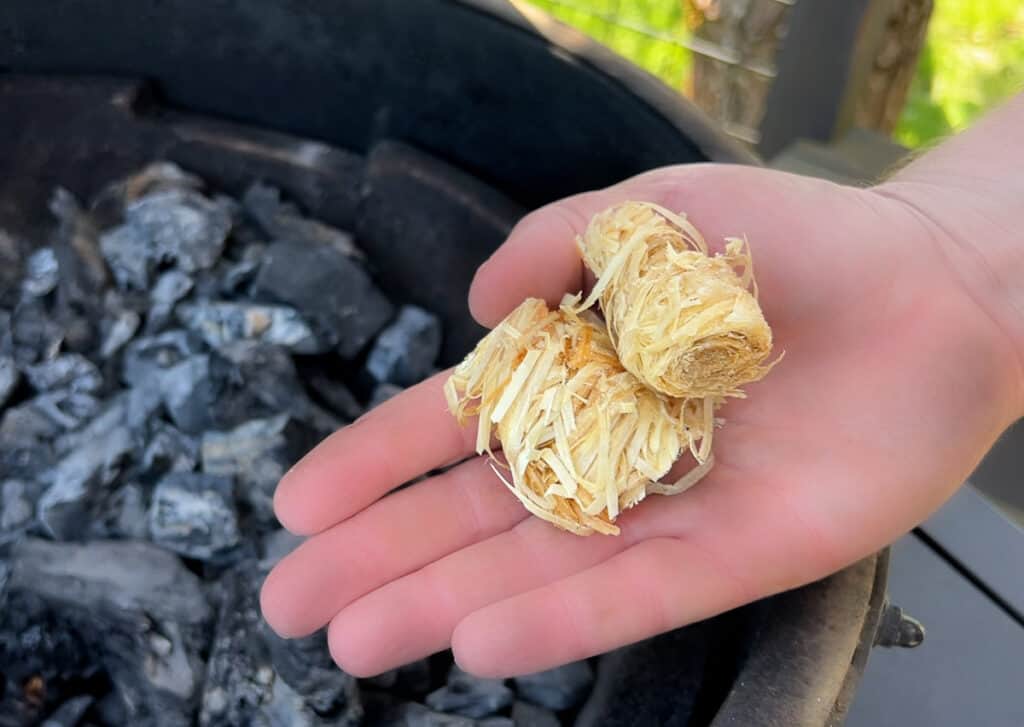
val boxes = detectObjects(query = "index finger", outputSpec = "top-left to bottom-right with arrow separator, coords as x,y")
467,170 -> 698,328
273,371 -> 478,535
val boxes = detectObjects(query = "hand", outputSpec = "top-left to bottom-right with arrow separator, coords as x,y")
260,162 -> 1022,678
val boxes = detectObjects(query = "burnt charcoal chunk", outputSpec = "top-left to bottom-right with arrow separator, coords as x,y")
369,382 -> 404,410
252,239 -> 393,358
99,189 -> 232,290
1,479 -> 36,533
260,528 -> 305,568
426,666 -> 513,719
148,472 -> 240,560
100,309 -> 141,359
90,162 -> 205,225
28,389 -> 102,431
307,373 -> 364,421
243,182 -> 361,259
38,425 -> 133,540
200,562 -> 362,727
23,247 -> 60,298
95,482 -> 149,540
263,626 -> 361,717
2,539 -> 212,727
366,659 -> 433,697
366,305 -> 442,386
1,398 -> 63,444
23,353 -> 102,394
201,414 -> 307,523
177,300 -> 322,353
369,701 -> 480,727
141,422 -> 199,477
11,300 -> 63,364
158,354 -> 221,434
39,694 -> 94,727
511,701 -> 560,727
147,270 -> 194,333
122,330 -> 203,386
0,356 -> 16,408
513,661 -> 593,711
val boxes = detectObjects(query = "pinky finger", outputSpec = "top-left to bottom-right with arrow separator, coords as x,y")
449,537 -> 752,678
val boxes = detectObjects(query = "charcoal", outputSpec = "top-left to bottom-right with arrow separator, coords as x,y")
307,372 -> 365,421
366,305 -> 442,386
99,188 -> 233,290
177,300 -> 322,353
511,701 -> 560,727
95,482 -> 149,540
148,472 -> 240,560
1,539 -> 213,727
147,270 -> 194,333
142,422 -> 199,477
260,528 -> 305,568
0,441 -> 55,483
243,181 -> 361,259
366,659 -> 433,697
49,189 -> 109,296
38,424 -> 133,540
91,162 -> 205,225
251,239 -> 393,358
263,625 -> 362,717
98,224 -> 152,290
158,354 -> 221,434
201,414 -> 306,523
11,299 -> 63,364
210,341 -> 335,431
0,356 -> 16,409
369,382 -> 404,409
54,389 -> 160,456
200,562 -> 362,727
29,389 -> 103,431
1,398 -> 63,444
513,661 -> 592,711
220,243 -> 266,295
0,231 -> 23,305
99,309 -> 141,359
426,666 -> 513,719
23,247 -> 60,298
122,329 -> 202,386
1,479 -> 36,533
40,694 -> 93,727
369,702 -> 478,727
23,353 -> 102,394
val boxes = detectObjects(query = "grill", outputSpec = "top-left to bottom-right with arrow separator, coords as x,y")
0,2 -> 912,725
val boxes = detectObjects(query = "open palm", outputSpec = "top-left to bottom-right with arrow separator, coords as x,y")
261,164 -> 1019,678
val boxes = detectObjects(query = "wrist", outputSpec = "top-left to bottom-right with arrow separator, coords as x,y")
868,179 -> 1024,425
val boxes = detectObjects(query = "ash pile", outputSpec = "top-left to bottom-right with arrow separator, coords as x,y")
0,163 -> 596,726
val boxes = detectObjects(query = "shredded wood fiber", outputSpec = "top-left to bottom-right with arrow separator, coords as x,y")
445,297 -> 714,536
446,201 -> 773,536
576,201 -> 773,400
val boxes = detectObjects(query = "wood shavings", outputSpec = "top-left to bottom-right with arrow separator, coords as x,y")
445,297 -> 713,536
575,201 -> 773,400
446,200 -> 775,536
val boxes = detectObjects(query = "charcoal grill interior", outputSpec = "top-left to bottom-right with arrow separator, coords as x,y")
1,2 -> 888,725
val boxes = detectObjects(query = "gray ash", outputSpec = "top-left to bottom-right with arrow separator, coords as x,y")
0,162 -> 600,726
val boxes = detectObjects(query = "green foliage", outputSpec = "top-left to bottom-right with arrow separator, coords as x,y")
894,0 -> 1024,147
525,0 -> 1024,149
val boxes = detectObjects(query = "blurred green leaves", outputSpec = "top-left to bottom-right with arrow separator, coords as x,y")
525,0 -> 1024,149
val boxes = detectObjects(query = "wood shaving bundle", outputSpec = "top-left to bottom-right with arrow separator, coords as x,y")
576,201 -> 773,399
446,201 -> 774,536
445,298 -> 713,536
